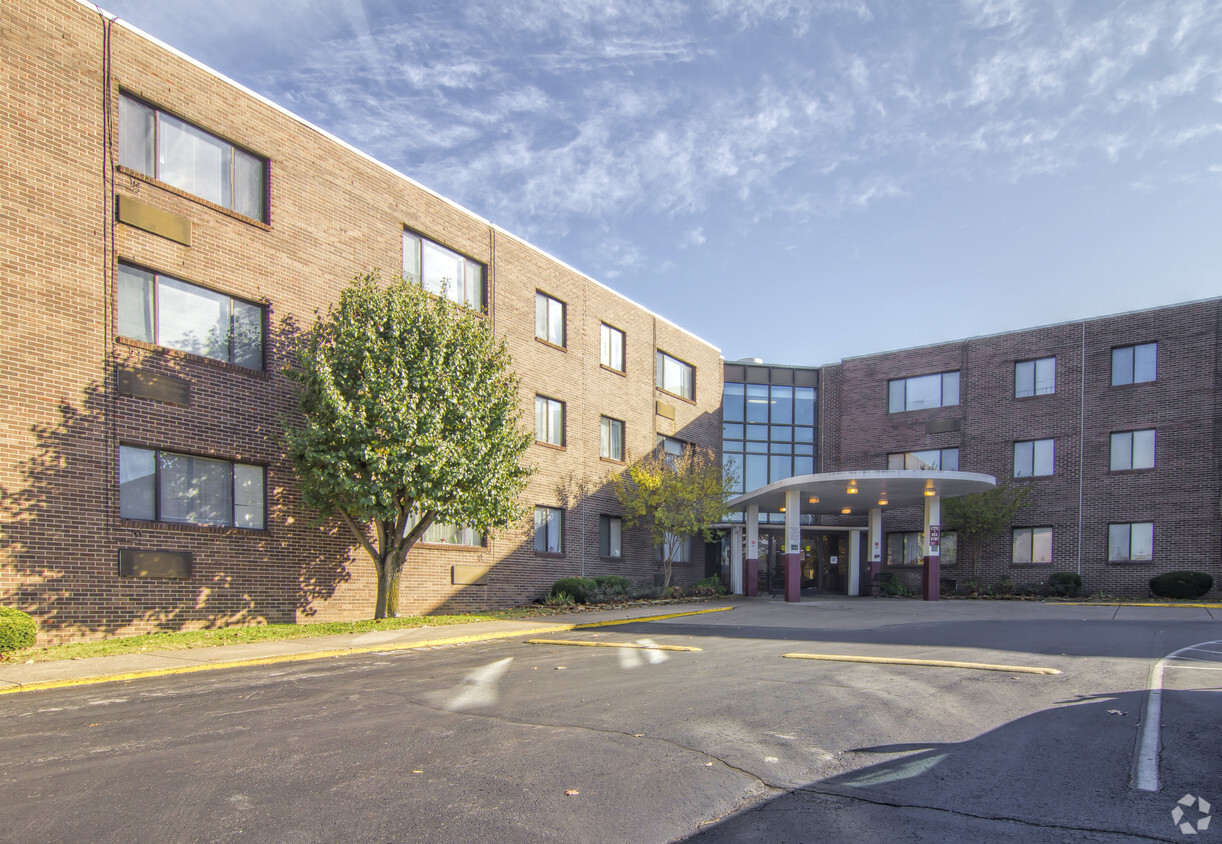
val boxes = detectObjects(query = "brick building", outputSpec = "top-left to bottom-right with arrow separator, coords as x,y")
723,299 -> 1222,597
1,0 -> 721,643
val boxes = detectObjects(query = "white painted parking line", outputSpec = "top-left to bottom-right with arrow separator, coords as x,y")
1132,639 -> 1222,793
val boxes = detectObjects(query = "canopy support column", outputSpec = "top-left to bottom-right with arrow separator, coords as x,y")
784,489 -> 801,602
922,493 -> 941,601
730,526 -> 744,595
867,507 -> 882,596
848,528 -> 862,596
745,505 -> 759,597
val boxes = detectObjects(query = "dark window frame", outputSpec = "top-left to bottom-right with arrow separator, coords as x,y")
119,444 -> 265,530
1015,356 -> 1056,398
118,91 -> 267,221
117,262 -> 266,370
402,228 -> 486,312
656,350 -> 695,401
534,395 -> 566,447
535,291 -> 567,348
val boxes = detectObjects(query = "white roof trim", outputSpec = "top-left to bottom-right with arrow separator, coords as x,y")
81,0 -> 719,353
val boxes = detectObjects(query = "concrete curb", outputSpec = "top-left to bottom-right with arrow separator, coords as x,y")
0,605 -> 733,695
1055,601 -> 1222,609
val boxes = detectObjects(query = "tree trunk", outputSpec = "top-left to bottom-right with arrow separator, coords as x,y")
375,561 -> 403,619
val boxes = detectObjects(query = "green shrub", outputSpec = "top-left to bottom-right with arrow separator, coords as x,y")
0,607 -> 36,654
550,577 -> 598,603
689,574 -> 727,597
592,575 -> 631,593
544,591 -> 576,607
1149,571 -> 1214,600
1048,572 -> 1082,597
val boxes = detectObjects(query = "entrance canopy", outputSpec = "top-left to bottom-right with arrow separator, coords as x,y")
727,470 -> 996,517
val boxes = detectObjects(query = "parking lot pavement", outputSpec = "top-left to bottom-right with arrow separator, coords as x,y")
2,598 -> 1218,842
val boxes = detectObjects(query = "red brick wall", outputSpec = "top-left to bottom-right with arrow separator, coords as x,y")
821,302 -> 1222,596
0,0 -> 721,642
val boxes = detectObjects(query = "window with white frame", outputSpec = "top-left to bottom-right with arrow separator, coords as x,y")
118,264 -> 263,369
535,292 -> 565,347
599,515 -> 622,558
888,371 -> 960,413
534,396 -> 564,446
1108,522 -> 1153,561
534,506 -> 563,553
656,351 -> 694,400
1111,343 -> 1156,386
600,323 -> 625,372
403,230 -> 485,311
600,416 -> 624,461
1014,439 -> 1054,477
1012,527 -> 1052,563
120,446 -> 264,529
119,93 -> 266,220
1015,357 -> 1056,397
887,448 -> 959,471
1110,430 -> 1155,471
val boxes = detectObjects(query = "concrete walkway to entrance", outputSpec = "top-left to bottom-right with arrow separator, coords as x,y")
0,603 -> 735,694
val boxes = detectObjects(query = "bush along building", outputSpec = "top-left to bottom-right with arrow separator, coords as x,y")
720,298 -> 1222,599
1,0 -> 721,643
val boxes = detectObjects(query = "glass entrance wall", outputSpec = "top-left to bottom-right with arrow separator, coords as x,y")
723,362 -> 819,523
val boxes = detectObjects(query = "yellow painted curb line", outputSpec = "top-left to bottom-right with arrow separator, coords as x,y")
1056,602 -> 1222,609
781,652 -> 1062,675
527,639 -> 702,652
571,606 -> 733,628
0,605 -> 732,695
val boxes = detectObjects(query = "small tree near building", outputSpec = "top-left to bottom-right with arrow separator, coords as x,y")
942,482 -> 1032,584
613,446 -> 734,588
285,272 -> 534,619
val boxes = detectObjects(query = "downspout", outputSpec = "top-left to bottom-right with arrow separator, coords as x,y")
1077,320 -> 1086,576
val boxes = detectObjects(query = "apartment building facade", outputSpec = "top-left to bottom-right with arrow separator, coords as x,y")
725,299 -> 1222,596
1,0 -> 721,643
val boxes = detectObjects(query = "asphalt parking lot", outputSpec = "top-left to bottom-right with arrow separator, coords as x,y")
1,598 -> 1218,842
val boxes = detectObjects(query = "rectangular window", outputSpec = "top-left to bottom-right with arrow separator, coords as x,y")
886,531 -> 957,566
887,448 -> 959,471
658,532 -> 692,563
600,323 -> 625,372
600,416 -> 624,461
534,506 -> 563,554
403,230 -> 485,311
120,445 -> 264,529
656,351 -> 695,400
657,435 -> 686,456
888,371 -> 960,413
404,512 -> 484,546
1110,430 -> 1156,471
1012,527 -> 1053,563
1014,439 -> 1054,477
1108,522 -> 1153,562
723,383 -> 745,422
535,292 -> 566,347
117,263 -> 264,369
599,515 -> 623,558
1015,357 -> 1056,397
534,396 -> 565,446
1112,343 -> 1157,386
119,93 -> 266,220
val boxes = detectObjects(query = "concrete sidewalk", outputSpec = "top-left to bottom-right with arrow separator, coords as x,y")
0,603 -> 736,695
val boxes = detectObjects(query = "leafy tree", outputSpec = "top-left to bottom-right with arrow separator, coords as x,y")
613,446 -> 734,587
941,482 -> 1032,583
285,272 -> 534,618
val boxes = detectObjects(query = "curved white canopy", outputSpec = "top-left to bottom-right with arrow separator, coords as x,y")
727,470 -> 997,517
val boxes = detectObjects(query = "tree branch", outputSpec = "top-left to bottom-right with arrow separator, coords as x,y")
338,509 -> 381,568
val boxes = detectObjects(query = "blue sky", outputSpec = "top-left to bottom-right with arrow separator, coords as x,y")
99,0 -> 1222,365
